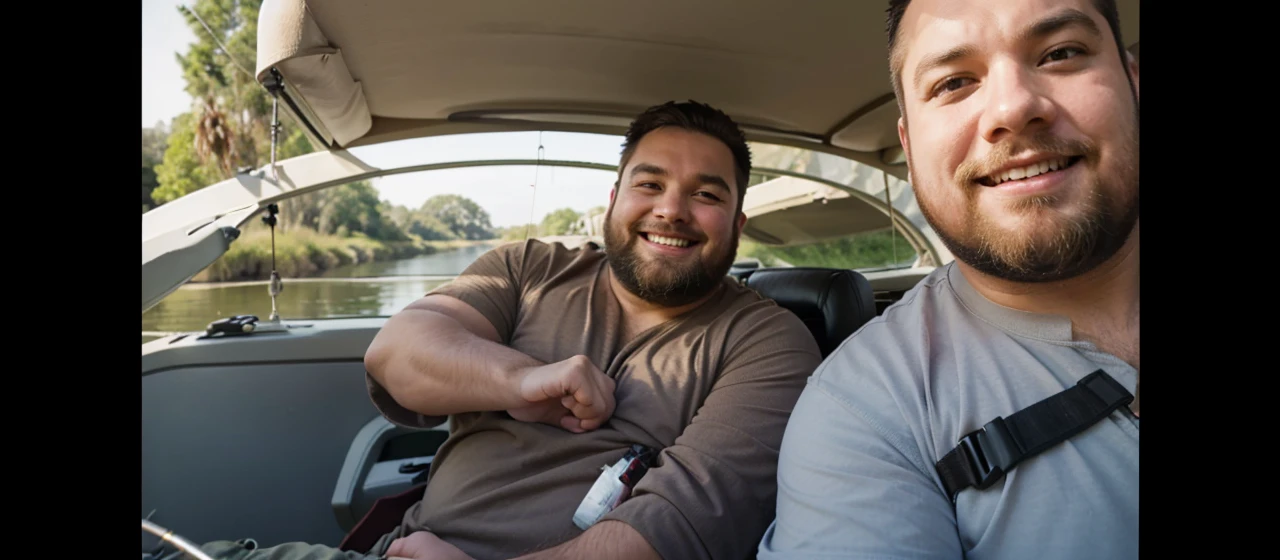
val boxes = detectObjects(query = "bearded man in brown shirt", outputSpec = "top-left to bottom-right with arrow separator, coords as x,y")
190,100 -> 822,560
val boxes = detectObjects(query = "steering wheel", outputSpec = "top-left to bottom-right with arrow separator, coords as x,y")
142,518 -> 216,560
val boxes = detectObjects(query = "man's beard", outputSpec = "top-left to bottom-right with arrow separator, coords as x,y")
916,120 -> 1139,284
602,210 -> 738,307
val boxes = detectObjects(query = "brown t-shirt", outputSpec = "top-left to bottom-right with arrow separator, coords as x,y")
366,239 -> 822,560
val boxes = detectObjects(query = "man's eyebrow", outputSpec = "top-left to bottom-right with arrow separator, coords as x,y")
629,163 -> 731,194
1020,8 -> 1102,43
913,44 -> 977,92
697,173 -> 731,194
629,163 -> 667,178
911,9 -> 1103,92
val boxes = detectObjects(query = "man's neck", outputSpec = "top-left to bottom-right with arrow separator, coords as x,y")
958,224 -> 1140,370
607,270 -> 720,342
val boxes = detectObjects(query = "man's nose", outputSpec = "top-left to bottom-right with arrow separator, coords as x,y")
978,59 -> 1058,144
651,188 -> 692,223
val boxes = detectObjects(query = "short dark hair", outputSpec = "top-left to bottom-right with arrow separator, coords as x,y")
617,100 -> 753,214
886,0 -> 1128,122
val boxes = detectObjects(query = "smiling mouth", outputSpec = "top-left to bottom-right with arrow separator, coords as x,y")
641,233 -> 699,249
977,156 -> 1082,187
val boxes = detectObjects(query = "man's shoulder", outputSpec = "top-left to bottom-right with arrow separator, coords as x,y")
488,237 -> 605,262
716,278 -> 820,342
473,238 -> 605,286
687,280 -> 825,380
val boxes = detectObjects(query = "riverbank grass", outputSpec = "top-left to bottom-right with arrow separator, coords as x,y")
192,229 -> 491,282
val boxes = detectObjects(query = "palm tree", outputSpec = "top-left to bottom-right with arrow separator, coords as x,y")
193,95 -> 238,178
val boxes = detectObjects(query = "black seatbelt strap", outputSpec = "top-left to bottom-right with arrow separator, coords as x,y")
935,369 -> 1133,502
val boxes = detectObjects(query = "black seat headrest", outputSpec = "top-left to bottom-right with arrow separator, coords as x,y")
739,267 -> 876,358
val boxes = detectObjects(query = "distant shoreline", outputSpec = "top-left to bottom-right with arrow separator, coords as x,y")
189,232 -> 501,283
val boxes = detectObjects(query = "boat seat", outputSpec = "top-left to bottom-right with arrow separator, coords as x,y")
735,267 -> 876,358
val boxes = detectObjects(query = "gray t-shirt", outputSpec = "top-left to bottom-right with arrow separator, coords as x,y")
757,262 -> 1138,559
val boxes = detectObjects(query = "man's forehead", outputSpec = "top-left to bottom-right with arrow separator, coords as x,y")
899,0 -> 1103,76
625,129 -> 735,174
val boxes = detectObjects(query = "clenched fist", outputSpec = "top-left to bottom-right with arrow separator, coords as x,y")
508,355 -> 617,433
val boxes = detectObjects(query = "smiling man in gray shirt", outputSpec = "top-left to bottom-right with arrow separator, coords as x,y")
759,0 -> 1140,558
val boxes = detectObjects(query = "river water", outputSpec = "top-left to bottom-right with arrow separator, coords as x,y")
141,242 -> 499,343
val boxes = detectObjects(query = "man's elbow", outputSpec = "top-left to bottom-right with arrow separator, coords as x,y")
364,326 -> 394,383
364,315 -> 419,399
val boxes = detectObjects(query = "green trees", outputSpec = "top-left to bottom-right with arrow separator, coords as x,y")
539,208 -> 582,236
142,0 -> 519,247
145,0 -> 405,240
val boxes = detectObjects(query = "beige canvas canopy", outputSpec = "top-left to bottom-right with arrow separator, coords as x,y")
255,0 -> 1140,181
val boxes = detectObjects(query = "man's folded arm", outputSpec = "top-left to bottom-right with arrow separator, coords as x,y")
364,241 -> 540,427
365,293 -> 545,420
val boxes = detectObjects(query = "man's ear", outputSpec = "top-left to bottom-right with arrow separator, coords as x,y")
1125,51 -> 1140,100
897,116 -> 913,183
736,212 -> 747,233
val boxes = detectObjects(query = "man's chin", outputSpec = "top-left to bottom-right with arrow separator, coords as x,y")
634,264 -> 697,290
981,219 -> 1063,247
958,214 -> 1121,283
974,194 -> 1097,241
616,260 -> 716,305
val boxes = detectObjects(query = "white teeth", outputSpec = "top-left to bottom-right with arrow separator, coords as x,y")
993,158 -> 1070,185
647,234 -> 690,248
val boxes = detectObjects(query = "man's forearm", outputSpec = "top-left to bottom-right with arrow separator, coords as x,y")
509,520 -> 661,560
365,305 -> 541,417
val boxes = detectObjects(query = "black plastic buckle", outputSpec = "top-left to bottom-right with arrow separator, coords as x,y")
204,315 -> 259,337
957,416 -> 1020,491
618,444 -> 656,488
1078,369 -> 1133,408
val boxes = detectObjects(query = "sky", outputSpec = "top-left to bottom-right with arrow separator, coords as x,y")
142,0 -> 626,227
142,0 -> 197,128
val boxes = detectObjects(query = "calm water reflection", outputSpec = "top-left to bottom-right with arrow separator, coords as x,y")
142,243 -> 500,343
